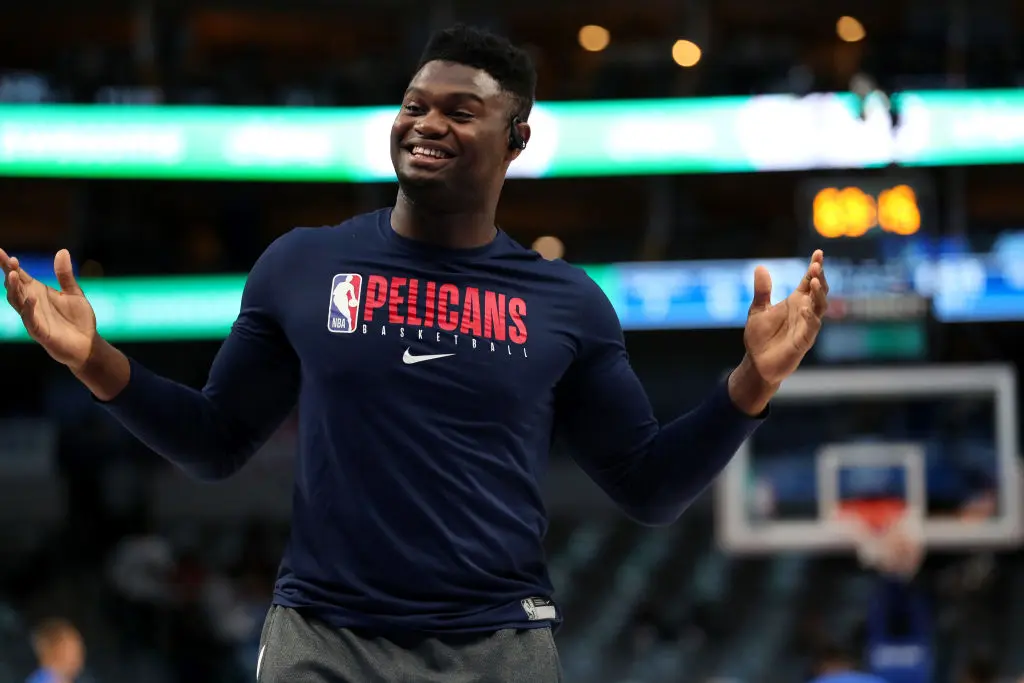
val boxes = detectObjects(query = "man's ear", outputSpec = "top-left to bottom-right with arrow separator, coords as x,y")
516,120 -> 531,148
508,119 -> 531,161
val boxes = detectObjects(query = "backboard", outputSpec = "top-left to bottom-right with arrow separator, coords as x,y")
715,364 -> 1021,553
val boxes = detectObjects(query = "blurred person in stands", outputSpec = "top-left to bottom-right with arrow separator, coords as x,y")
1,24 -> 829,683
626,600 -> 678,656
165,548 -> 233,683
809,642 -> 886,683
851,517 -> 932,683
26,618 -> 84,683
106,522 -> 176,654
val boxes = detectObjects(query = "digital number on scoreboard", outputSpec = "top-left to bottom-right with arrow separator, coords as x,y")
798,175 -> 934,242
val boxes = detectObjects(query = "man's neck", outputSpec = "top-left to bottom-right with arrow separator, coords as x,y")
391,191 -> 497,250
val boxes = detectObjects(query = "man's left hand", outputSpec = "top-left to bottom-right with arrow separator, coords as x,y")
728,250 -> 829,415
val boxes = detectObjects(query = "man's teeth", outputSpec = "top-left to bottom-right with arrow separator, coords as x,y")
411,146 -> 451,159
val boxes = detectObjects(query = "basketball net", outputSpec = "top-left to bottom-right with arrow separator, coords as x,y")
835,499 -> 925,579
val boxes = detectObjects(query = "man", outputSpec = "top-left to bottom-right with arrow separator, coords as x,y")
25,618 -> 85,683
864,563 -> 933,683
3,24 -> 828,683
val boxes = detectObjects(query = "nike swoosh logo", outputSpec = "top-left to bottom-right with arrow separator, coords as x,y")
403,349 -> 456,365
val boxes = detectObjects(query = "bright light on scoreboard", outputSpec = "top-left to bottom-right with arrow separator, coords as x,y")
799,176 -> 932,248
878,185 -> 922,236
811,184 -> 922,238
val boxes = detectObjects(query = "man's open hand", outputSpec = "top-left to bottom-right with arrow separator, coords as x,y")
2,248 -> 97,369
728,251 -> 829,415
743,250 -> 829,385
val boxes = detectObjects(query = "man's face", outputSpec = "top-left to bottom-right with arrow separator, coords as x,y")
390,60 -> 525,208
51,632 -> 85,677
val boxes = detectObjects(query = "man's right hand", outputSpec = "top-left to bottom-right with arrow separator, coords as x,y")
2,248 -> 97,370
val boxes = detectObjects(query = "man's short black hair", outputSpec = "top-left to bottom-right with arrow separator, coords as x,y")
416,24 -> 537,119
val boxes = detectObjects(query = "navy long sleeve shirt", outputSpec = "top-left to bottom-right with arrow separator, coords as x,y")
99,208 -> 766,634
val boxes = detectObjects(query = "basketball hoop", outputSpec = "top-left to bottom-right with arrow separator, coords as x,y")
836,499 -> 908,534
836,499 -> 924,578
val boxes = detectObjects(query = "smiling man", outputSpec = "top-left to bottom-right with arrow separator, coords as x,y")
2,24 -> 828,683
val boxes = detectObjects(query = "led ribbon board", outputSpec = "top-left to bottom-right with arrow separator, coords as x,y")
1,90 -> 1021,181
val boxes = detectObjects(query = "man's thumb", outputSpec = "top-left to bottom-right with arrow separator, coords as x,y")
54,249 -> 81,294
750,265 -> 772,311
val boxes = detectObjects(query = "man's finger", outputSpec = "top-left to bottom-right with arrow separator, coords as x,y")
749,265 -> 773,313
816,256 -> 829,296
6,270 -> 26,312
797,251 -> 825,294
21,295 -> 44,336
796,262 -> 820,294
810,278 -> 828,317
2,254 -> 35,292
14,293 -> 43,340
0,248 -> 13,277
799,305 -> 823,348
53,249 -> 81,295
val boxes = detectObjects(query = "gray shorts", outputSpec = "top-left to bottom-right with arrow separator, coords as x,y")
256,605 -> 564,683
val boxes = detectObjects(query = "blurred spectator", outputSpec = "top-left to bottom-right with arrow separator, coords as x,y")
166,550 -> 234,683
25,618 -> 85,683
627,600 -> 677,655
201,565 -> 272,680
106,528 -> 176,654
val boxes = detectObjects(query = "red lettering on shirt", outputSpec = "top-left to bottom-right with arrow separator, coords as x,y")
459,287 -> 483,336
363,275 -> 388,322
388,277 -> 407,324
508,298 -> 527,344
356,275 -> 527,344
483,292 -> 506,341
437,284 -> 459,332
424,281 -> 436,327
406,279 -> 423,326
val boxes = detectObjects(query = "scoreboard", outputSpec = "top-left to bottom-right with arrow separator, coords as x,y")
793,173 -> 937,365
811,183 -> 922,238
797,174 -> 936,256
816,289 -> 932,364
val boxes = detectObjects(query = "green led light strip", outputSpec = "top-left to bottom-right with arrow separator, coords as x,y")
0,276 -> 245,342
0,94 -> 882,181
2,91 -> 1017,181
0,268 -> 623,341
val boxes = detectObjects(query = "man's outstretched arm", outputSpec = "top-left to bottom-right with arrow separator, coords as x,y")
557,254 -> 827,525
555,333 -> 768,526
2,235 -> 300,482
90,235 -> 301,480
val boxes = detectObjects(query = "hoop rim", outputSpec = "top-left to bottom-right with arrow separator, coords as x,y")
835,498 -> 908,532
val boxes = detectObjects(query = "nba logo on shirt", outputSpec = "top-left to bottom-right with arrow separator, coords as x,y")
327,273 -> 363,334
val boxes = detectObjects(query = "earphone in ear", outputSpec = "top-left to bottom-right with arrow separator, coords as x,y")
508,115 -> 526,151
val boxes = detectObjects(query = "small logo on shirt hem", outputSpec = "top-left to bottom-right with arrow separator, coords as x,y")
521,597 -> 557,621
